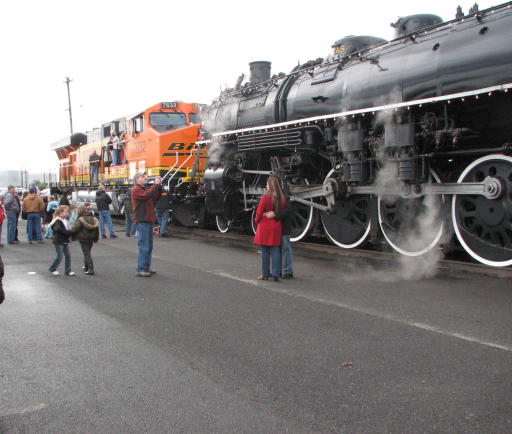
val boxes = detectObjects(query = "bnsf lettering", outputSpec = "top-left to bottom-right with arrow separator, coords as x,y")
163,143 -> 196,156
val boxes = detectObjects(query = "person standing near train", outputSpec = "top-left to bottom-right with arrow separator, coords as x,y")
4,186 -> 20,245
109,132 -> 120,166
155,189 -> 171,237
132,172 -> 161,277
22,186 -> 45,244
253,176 -> 285,281
89,150 -> 101,183
95,185 -> 117,239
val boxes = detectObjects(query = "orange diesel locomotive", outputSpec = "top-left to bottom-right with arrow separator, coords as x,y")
51,101 -> 208,226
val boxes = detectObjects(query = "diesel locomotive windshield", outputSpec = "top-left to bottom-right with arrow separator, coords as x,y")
188,113 -> 201,124
149,112 -> 186,132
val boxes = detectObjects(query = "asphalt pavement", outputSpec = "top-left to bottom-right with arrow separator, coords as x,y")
0,224 -> 511,433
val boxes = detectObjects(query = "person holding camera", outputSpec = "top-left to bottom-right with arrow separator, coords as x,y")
132,173 -> 162,277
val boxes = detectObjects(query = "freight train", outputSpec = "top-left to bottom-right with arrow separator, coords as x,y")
200,2 -> 512,267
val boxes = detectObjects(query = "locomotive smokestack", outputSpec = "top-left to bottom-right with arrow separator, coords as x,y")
249,61 -> 271,84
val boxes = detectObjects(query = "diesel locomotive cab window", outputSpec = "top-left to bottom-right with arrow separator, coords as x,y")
188,113 -> 201,124
149,112 -> 186,132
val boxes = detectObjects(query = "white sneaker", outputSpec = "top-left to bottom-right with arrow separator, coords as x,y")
66,272 -> 76,276
51,270 -> 59,276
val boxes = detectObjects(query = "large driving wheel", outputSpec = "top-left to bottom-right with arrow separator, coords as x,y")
452,154 -> 512,267
216,215 -> 231,233
320,169 -> 372,248
250,180 -> 314,242
378,169 -> 444,256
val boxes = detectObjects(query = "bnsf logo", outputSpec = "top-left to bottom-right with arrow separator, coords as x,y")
163,143 -> 196,156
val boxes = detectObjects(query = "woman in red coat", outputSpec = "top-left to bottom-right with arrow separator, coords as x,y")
253,176 -> 285,281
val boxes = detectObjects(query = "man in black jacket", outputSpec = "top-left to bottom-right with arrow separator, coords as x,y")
95,186 -> 117,239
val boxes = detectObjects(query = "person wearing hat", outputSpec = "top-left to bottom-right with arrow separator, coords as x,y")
22,186 -> 45,244
131,172 -> 161,277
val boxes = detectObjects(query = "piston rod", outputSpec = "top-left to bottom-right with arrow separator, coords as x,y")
347,176 -> 502,199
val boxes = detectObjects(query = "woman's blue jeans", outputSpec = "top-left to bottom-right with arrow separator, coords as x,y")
261,245 -> 281,278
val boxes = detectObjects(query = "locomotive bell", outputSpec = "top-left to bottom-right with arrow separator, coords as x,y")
391,14 -> 443,38
249,61 -> 271,84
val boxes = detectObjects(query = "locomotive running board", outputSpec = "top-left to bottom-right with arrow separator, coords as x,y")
205,82 -> 512,139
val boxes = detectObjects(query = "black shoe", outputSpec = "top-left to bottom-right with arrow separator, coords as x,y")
282,273 -> 294,279
160,233 -> 169,238
37,240 -> 44,244
102,234 -> 107,239
85,270 -> 95,275
273,276 -> 279,282
29,241 -> 33,244
148,270 -> 157,275
126,234 -> 131,237
110,234 -> 118,239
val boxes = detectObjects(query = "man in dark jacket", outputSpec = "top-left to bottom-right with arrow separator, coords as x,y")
122,190 -> 136,237
155,190 -> 171,237
95,185 -> 117,239
89,150 -> 100,184
132,172 -> 161,277
4,186 -> 20,244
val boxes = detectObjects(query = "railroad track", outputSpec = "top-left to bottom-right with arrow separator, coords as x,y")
168,226 -> 512,280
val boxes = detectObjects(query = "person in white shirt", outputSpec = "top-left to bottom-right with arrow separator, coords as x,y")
109,132 -> 120,166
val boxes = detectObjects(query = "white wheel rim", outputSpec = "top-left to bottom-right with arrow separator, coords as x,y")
378,169 -> 444,257
451,154 -> 512,267
251,209 -> 257,235
290,199 -> 314,242
216,215 -> 231,233
289,178 -> 314,242
321,169 -> 371,249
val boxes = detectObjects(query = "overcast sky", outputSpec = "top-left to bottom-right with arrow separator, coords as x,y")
0,0 -> 494,174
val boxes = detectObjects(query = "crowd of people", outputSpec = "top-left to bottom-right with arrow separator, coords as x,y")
0,172 -> 295,304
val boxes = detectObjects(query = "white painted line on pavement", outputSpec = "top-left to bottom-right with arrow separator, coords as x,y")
1,403 -> 48,417
208,270 -> 512,353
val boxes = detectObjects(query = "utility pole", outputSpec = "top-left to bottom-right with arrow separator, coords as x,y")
64,76 -> 73,134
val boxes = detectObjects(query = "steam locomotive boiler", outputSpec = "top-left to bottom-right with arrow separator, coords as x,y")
202,2 -> 512,267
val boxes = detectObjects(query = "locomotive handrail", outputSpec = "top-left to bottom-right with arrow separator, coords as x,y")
212,82 -> 512,137
165,153 -> 196,191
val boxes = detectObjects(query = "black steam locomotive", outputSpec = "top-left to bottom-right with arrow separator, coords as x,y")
201,2 -> 512,267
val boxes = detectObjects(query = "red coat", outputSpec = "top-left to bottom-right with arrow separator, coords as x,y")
0,205 -> 4,225
253,194 -> 283,246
